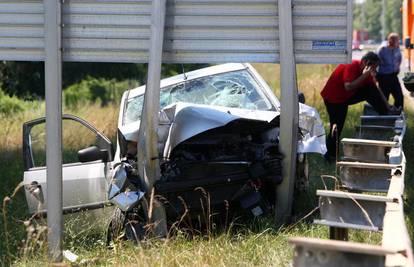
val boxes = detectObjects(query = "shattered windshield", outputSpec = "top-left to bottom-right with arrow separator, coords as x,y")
123,69 -> 273,125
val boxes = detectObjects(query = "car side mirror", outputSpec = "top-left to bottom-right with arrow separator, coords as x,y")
78,146 -> 108,163
298,91 -> 306,104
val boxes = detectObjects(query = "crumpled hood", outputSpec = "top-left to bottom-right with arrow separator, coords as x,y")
161,102 -> 280,157
159,102 -> 326,157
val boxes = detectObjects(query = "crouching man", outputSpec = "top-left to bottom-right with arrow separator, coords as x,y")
321,51 -> 398,162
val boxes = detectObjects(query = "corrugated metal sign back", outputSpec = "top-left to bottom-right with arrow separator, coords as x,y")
0,0 -> 351,64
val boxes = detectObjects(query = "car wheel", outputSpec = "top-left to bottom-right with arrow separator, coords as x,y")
107,200 -> 149,246
106,207 -> 126,246
295,153 -> 309,192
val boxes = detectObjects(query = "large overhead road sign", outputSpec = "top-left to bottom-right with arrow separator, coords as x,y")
1,0 -> 351,64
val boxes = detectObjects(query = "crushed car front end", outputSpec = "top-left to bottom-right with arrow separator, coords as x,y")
107,63 -> 326,240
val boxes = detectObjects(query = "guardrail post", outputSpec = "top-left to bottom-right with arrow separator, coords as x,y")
290,114 -> 412,267
45,0 -> 63,262
276,0 -> 299,223
330,227 -> 348,241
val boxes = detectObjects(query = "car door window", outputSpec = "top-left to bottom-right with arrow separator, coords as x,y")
62,119 -> 106,164
28,123 -> 47,167
24,115 -> 113,170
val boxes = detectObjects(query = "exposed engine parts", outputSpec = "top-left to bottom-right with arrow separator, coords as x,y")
155,122 -> 283,220
161,133 -> 281,179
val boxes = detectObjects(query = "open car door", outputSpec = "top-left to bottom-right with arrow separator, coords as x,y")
22,114 -> 114,216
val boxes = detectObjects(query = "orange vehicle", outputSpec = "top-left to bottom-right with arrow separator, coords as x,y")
402,0 -> 414,91
352,29 -> 369,50
403,0 -> 414,70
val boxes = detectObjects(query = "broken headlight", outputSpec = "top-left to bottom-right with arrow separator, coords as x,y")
108,163 -> 129,200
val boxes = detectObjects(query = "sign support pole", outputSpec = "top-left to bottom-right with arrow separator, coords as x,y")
137,0 -> 168,237
346,1 -> 353,63
381,0 -> 386,41
45,0 -> 63,262
276,0 -> 299,223
138,0 -> 166,194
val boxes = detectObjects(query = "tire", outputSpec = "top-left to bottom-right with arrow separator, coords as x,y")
106,200 -> 149,246
295,153 -> 309,192
106,207 -> 126,246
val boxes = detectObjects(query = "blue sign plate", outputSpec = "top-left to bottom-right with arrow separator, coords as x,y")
312,40 -> 346,51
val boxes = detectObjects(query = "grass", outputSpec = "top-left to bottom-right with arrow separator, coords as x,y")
0,64 -> 412,266
0,103 -> 119,266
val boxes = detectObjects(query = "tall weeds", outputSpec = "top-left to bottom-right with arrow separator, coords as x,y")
1,64 -> 404,266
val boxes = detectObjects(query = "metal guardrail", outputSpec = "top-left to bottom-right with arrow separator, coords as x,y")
289,111 -> 414,267
0,0 -> 352,64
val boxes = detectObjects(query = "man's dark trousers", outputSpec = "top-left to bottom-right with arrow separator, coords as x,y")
377,73 -> 404,109
324,85 -> 388,159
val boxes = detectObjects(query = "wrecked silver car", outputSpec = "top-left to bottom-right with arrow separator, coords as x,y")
108,63 -> 326,241
22,63 -> 326,242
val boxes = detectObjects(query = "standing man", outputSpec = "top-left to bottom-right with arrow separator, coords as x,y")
321,52 -> 395,162
377,33 -> 404,109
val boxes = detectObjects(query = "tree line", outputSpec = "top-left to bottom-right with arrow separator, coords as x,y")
0,0 -> 403,99
0,62 -> 205,100
353,0 -> 402,42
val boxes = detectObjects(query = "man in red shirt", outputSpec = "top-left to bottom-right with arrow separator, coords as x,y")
321,52 -> 394,161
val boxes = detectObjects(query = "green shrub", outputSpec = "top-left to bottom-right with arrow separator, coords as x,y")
63,77 -> 137,107
64,79 -> 92,107
0,88 -> 26,114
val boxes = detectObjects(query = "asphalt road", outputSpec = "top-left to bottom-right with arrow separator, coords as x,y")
352,49 -> 364,60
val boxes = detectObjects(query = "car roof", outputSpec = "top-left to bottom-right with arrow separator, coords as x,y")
127,63 -> 249,99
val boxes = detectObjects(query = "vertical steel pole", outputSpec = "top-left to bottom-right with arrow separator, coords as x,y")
137,0 -> 166,192
45,0 -> 63,262
382,0 -> 386,41
136,0 -> 168,237
276,0 -> 298,223
347,1 -> 353,63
